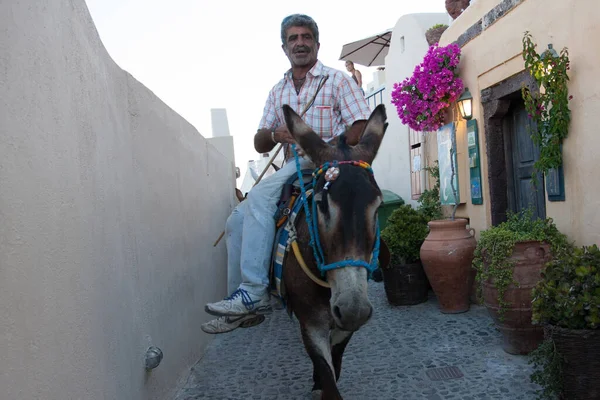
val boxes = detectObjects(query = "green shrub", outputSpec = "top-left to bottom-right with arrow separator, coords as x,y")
528,245 -> 599,399
532,244 -> 600,330
381,204 -> 429,266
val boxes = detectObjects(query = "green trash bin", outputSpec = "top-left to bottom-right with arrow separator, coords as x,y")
372,190 -> 404,282
378,190 -> 405,232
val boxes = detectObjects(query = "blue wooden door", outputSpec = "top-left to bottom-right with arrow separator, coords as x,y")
504,100 -> 546,220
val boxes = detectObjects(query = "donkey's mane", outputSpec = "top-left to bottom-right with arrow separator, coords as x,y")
326,133 -> 353,160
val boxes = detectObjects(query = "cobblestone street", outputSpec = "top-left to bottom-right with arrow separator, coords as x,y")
175,282 -> 540,400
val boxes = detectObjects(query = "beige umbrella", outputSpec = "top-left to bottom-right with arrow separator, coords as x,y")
339,29 -> 393,67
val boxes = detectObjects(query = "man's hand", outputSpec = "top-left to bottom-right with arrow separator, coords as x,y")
272,125 -> 295,144
273,125 -> 305,156
254,125 -> 304,156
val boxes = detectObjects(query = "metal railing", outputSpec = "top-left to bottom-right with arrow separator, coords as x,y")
366,86 -> 386,109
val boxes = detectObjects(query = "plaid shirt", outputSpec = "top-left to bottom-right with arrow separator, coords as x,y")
258,60 -> 371,152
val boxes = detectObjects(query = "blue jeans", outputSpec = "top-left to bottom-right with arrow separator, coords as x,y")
226,157 -> 314,297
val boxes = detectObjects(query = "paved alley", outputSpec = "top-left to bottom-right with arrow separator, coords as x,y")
175,282 -> 540,400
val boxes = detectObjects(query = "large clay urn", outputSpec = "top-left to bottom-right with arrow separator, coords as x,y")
483,241 -> 550,355
420,218 -> 476,313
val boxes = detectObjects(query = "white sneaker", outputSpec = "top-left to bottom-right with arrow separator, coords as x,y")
204,288 -> 272,317
200,314 -> 265,334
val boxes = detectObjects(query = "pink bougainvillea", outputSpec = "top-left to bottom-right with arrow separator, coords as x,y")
391,43 -> 464,132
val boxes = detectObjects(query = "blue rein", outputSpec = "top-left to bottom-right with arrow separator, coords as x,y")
291,144 -> 380,278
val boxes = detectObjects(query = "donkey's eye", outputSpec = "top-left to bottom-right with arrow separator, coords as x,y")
314,191 -> 329,216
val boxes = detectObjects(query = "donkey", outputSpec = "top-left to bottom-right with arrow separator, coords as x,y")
280,103 -> 389,400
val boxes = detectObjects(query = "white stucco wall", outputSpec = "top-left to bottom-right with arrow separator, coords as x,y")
208,136 -> 236,165
210,108 -> 231,138
373,13 -> 448,205
366,69 -> 386,94
0,1 -> 235,399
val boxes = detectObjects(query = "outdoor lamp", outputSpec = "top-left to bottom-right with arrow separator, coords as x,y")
541,43 -> 559,74
457,87 -> 473,120
145,346 -> 163,370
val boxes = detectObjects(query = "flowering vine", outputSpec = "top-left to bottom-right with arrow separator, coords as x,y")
521,31 -> 572,175
391,43 -> 463,132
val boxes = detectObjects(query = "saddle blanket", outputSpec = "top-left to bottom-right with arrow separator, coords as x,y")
269,174 -> 313,308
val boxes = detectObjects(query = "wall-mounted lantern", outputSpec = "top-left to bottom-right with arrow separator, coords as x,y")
457,87 -> 473,120
541,43 -> 559,75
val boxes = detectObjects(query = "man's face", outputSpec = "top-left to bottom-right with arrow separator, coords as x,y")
282,26 -> 319,68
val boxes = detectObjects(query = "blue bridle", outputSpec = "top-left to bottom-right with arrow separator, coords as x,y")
291,144 -> 380,278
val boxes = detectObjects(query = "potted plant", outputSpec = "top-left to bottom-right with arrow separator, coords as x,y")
473,209 -> 572,355
380,204 -> 430,306
529,244 -> 600,400
425,24 -> 448,46
390,43 -> 463,133
390,43 -> 476,314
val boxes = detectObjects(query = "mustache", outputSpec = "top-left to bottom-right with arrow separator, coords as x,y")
293,46 -> 311,53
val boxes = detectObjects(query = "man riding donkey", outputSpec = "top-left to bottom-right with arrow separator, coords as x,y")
202,13 -> 370,334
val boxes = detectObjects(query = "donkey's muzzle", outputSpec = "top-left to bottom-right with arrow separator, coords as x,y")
331,293 -> 373,332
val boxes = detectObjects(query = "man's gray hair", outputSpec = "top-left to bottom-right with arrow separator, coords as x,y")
280,14 -> 319,45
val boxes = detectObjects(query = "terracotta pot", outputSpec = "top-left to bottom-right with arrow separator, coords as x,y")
382,261 -> 429,306
425,26 -> 448,46
483,241 -> 550,355
544,325 -> 600,399
445,0 -> 471,19
420,218 -> 476,313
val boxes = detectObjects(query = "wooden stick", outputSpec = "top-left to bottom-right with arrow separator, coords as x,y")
254,143 -> 283,186
212,145 -> 283,247
212,148 -> 283,247
212,231 -> 226,247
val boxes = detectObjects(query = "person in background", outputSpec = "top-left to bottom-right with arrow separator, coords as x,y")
345,60 -> 364,95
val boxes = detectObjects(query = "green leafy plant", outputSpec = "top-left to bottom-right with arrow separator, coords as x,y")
529,339 -> 563,400
532,244 -> 600,330
428,23 -> 448,30
521,31 -> 572,175
472,209 -> 572,319
381,204 -> 429,266
417,161 -> 443,222
528,245 -> 600,399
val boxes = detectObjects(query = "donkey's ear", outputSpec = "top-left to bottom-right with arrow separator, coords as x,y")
351,104 -> 388,164
282,105 -> 331,165
282,104 -> 313,140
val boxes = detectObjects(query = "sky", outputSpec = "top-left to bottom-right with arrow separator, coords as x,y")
84,0 -> 447,183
